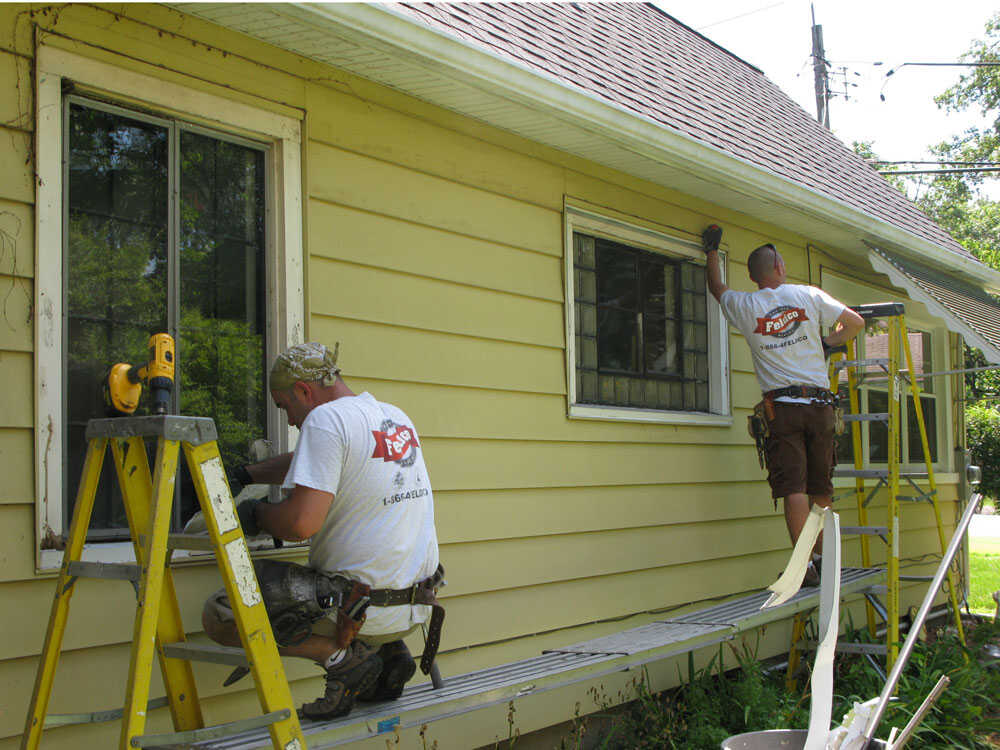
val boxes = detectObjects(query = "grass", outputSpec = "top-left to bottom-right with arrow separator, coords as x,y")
970,552 -> 1000,613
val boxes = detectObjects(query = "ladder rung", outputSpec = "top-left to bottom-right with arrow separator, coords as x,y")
44,697 -> 170,727
162,642 -> 249,667
864,592 -> 888,622
131,709 -> 290,747
898,495 -> 933,503
167,533 -> 216,551
800,640 -> 888,656
866,585 -> 889,595
835,358 -> 889,370
841,526 -> 889,536
900,575 -> 935,582
66,561 -> 141,582
832,469 -> 929,479
843,413 -> 889,423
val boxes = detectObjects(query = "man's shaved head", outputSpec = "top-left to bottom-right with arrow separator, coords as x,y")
748,243 -> 781,283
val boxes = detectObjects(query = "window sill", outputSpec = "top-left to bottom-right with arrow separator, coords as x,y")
569,403 -> 733,426
38,538 -> 305,573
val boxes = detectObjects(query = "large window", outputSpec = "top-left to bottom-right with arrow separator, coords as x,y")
35,47 -> 303,565
564,209 -> 730,425
64,99 -> 269,538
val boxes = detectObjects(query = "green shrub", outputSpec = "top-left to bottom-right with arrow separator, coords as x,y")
967,404 -> 1000,499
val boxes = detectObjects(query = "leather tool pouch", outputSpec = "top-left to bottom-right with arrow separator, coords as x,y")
334,581 -> 372,649
747,399 -> 772,470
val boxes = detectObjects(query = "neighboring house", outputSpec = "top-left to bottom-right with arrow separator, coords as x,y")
3,3 -> 999,748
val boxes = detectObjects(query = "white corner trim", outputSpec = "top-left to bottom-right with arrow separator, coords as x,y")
869,250 -> 1000,364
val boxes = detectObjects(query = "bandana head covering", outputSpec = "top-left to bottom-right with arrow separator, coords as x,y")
269,342 -> 341,391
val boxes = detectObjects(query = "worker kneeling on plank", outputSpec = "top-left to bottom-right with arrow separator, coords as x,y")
202,341 -> 443,721
701,226 -> 864,585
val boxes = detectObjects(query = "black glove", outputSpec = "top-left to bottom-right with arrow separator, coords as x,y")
236,498 -> 263,538
702,224 -> 722,253
822,340 -> 847,359
227,464 -> 254,497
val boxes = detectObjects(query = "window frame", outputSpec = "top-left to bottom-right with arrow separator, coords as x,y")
35,47 -> 305,570
564,205 -> 731,425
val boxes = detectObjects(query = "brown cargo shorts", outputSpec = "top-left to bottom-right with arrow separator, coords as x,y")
764,401 -> 837,500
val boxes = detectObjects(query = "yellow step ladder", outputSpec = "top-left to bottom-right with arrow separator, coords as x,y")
831,302 -> 964,669
22,415 -> 306,750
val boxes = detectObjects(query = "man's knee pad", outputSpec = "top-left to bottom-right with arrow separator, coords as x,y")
253,560 -> 345,646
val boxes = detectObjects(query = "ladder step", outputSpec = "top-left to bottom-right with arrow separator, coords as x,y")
841,526 -> 889,536
44,697 -> 170,727
866,585 -> 889,595
66,561 -> 141,582
834,358 -> 889,370
131,709 -> 291,748
800,640 -> 888,656
842,413 -> 889,423
167,533 -> 216,551
900,575 -> 935,582
162,642 -> 249,667
864,592 -> 888,622
832,469 -> 929,479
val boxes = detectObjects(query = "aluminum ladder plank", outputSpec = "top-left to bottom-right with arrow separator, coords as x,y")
191,568 -> 885,749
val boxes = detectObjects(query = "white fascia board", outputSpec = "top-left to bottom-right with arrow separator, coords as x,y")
284,3 -> 1000,292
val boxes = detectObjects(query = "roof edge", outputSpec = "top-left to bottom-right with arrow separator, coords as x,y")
285,3 -> 1000,290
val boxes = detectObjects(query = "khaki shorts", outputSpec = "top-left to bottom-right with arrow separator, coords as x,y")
202,588 -> 419,646
764,402 -> 837,500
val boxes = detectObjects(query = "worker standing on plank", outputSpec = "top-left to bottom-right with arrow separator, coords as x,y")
701,226 -> 864,584
202,341 -> 442,720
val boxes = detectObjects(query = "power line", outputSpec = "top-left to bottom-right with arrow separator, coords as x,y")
871,161 -> 1000,166
877,167 -> 1000,175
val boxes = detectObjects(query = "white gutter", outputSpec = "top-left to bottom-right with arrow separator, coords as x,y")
283,3 -> 1000,293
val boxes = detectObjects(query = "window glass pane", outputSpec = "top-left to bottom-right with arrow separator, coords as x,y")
597,307 -> 639,372
868,390 -> 889,463
906,330 -> 933,394
907,394 -> 937,463
66,104 -> 169,535
596,242 -> 637,308
574,233 -> 595,268
576,268 -> 596,304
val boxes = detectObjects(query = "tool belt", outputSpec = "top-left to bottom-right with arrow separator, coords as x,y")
763,385 -> 836,404
252,560 -> 446,674
747,400 -> 772,470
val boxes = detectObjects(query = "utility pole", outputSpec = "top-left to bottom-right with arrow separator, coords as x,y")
811,4 -> 830,127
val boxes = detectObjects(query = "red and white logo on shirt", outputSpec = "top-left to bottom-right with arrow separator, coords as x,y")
371,423 -> 420,464
754,306 -> 809,338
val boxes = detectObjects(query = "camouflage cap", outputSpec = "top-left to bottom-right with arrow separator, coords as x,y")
269,342 -> 341,391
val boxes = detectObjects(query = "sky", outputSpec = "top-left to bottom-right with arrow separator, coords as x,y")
655,1 -> 997,192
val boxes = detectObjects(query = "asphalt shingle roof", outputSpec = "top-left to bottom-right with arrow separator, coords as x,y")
393,2 -> 973,261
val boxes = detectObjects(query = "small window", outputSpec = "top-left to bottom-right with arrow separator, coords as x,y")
574,233 -> 709,411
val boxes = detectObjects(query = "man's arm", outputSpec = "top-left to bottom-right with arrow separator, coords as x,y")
705,248 -> 728,302
244,452 -> 294,484
255,485 -> 334,542
700,225 -> 728,302
823,307 -> 865,348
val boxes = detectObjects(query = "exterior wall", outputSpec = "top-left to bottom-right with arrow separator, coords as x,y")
0,5 -> 964,748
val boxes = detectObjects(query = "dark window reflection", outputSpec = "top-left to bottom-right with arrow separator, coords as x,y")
65,102 -> 268,540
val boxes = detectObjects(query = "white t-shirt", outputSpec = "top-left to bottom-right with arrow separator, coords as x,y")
719,284 -> 847,401
282,392 -> 439,636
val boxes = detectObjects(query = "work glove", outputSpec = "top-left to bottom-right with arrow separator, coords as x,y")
822,340 -> 847,359
226,463 -> 254,498
701,224 -> 722,253
236,498 -> 263,538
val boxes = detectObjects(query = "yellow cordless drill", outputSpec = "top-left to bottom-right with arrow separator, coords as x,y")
103,333 -> 175,417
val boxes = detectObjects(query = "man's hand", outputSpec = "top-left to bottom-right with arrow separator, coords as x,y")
227,464 -> 254,497
236,499 -> 263,538
702,224 -> 723,253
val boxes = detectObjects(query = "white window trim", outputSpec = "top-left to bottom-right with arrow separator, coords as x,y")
34,47 -> 304,570
563,204 -> 731,426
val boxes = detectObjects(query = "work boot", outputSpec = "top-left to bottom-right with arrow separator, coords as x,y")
803,560 -> 821,587
300,640 -> 382,721
359,640 -> 417,702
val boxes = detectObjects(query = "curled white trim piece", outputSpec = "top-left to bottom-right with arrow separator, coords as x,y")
805,509 -> 841,750
761,505 -> 825,610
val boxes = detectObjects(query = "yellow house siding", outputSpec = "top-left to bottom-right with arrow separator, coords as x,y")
0,3 -> 967,747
